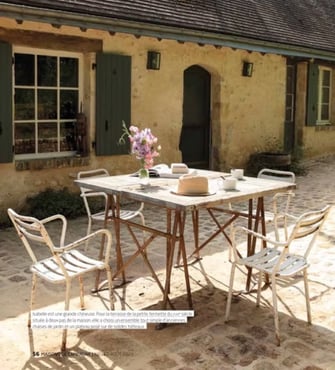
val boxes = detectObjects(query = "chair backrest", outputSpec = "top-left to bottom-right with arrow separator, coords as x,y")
7,208 -> 62,263
77,169 -> 110,217
77,168 -> 110,180
258,168 -> 295,183
287,205 -> 330,258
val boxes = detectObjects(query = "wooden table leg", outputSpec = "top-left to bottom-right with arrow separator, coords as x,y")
192,209 -> 200,260
163,209 -> 193,310
112,195 -> 126,284
178,210 -> 193,309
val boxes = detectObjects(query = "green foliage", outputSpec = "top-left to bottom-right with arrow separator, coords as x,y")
25,188 -> 86,220
0,213 -> 12,228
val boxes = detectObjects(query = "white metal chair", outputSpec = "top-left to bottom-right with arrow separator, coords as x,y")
224,205 -> 330,346
77,168 -> 145,242
7,208 -> 114,352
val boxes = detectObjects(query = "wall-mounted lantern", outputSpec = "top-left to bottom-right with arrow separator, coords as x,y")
242,61 -> 253,77
147,51 -> 161,70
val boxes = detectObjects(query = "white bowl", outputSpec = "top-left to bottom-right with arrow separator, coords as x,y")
222,177 -> 237,190
230,169 -> 244,179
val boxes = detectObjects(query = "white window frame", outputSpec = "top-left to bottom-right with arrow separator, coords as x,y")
13,46 -> 83,159
317,66 -> 332,125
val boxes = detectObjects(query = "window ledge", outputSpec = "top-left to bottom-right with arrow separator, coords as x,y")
315,125 -> 335,132
15,156 -> 90,171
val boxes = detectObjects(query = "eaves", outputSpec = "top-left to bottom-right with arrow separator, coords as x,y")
2,3 -> 335,62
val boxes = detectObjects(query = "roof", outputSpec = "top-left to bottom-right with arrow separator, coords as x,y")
1,0 -> 335,59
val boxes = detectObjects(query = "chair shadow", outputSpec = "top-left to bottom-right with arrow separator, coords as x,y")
21,270 -> 335,370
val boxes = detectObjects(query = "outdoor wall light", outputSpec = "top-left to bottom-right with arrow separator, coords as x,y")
147,51 -> 161,70
242,61 -> 253,77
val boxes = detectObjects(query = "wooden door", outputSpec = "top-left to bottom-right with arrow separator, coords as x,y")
179,65 -> 211,169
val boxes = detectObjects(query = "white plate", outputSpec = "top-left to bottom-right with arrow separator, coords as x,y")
170,189 -> 216,196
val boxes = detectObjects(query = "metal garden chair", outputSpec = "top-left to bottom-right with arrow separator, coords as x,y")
77,168 -> 145,242
7,208 -> 114,352
224,205 -> 330,346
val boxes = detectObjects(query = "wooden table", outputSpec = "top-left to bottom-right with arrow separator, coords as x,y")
75,170 -> 295,310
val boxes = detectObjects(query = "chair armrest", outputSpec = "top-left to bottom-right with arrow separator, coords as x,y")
137,202 -> 145,212
232,225 -> 288,249
56,228 -> 113,263
39,213 -> 67,225
80,191 -> 108,199
39,214 -> 67,247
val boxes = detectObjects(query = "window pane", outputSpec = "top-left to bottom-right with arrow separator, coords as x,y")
285,107 -> 293,122
15,54 -> 34,86
38,89 -> 57,119
321,104 -> 329,120
286,65 -> 295,94
38,122 -> 58,153
14,123 -> 35,154
60,57 -> 78,87
60,121 -> 76,151
38,56 -> 57,87
15,89 -> 35,120
285,93 -> 294,122
322,70 -> 330,87
60,90 -> 78,119
322,87 -> 330,103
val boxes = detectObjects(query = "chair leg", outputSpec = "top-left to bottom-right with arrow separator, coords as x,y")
84,218 -> 93,250
79,276 -> 85,310
28,274 -> 37,327
303,269 -> 312,324
94,233 -> 106,292
61,281 -> 71,352
225,262 -> 236,322
271,276 -> 281,346
139,213 -> 147,258
256,271 -> 262,307
274,221 -> 280,241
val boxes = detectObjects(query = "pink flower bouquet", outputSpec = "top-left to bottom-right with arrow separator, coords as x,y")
120,122 -> 161,169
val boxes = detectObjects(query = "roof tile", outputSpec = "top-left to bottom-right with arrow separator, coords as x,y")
2,0 -> 335,53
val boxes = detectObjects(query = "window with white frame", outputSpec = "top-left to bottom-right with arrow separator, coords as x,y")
13,47 -> 82,158
317,66 -> 332,124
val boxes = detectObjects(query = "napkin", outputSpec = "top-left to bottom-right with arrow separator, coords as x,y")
171,163 -> 189,174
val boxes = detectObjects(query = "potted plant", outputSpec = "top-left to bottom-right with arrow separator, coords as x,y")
246,137 -> 291,175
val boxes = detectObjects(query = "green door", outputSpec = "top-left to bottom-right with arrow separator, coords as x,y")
284,59 -> 296,153
179,65 -> 211,169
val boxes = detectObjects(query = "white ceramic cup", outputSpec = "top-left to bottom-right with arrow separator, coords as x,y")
231,168 -> 244,179
222,177 -> 237,190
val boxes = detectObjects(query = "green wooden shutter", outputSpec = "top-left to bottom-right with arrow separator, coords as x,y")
0,42 -> 13,163
306,63 -> 319,126
95,53 -> 131,156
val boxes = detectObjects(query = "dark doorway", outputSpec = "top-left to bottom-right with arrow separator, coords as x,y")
179,65 -> 211,169
284,59 -> 296,153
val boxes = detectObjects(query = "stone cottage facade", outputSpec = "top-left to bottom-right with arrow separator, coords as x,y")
0,0 -> 335,222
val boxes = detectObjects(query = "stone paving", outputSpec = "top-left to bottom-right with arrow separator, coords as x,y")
0,156 -> 335,369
